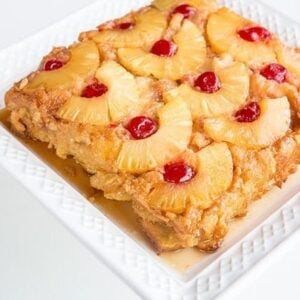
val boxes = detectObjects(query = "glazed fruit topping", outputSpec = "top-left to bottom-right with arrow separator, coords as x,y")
44,59 -> 64,71
163,162 -> 195,184
151,39 -> 177,57
238,26 -> 271,42
82,82 -> 109,98
173,4 -> 197,19
260,63 -> 287,83
115,22 -> 135,30
127,116 -> 158,140
194,71 -> 221,93
235,102 -> 261,123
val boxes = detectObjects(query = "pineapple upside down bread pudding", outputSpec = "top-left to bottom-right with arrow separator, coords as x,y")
5,0 -> 300,253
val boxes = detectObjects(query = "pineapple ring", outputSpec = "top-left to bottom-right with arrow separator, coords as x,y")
148,143 -> 233,213
152,0 -> 218,12
26,41 -> 100,91
118,20 -> 206,80
206,8 -> 277,67
165,57 -> 250,119
275,42 -> 300,78
203,97 -> 291,149
90,8 -> 167,48
57,60 -> 145,126
117,99 -> 193,174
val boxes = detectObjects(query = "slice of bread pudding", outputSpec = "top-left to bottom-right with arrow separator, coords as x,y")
5,0 -> 300,252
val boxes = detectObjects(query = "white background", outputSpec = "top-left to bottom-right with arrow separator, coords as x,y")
0,1 -> 300,299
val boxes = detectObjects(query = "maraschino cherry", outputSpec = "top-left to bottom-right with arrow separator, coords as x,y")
151,39 -> 177,57
194,72 -> 221,93
82,82 -> 108,98
173,4 -> 196,19
260,63 -> 287,84
163,162 -> 195,184
238,26 -> 271,42
115,22 -> 135,30
44,60 -> 64,71
127,116 -> 158,140
234,102 -> 261,123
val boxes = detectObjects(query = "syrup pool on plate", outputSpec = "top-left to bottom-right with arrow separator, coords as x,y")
0,109 -> 143,240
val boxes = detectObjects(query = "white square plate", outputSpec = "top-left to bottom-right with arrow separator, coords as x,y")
1,0 -> 300,299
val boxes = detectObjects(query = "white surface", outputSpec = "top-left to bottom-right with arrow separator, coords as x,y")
0,0 -> 300,299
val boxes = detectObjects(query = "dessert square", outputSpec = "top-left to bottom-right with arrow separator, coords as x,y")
4,0 -> 300,253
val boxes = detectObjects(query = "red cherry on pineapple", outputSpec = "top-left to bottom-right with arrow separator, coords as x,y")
173,4 -> 197,19
194,71 -> 221,93
260,63 -> 287,83
127,116 -> 158,140
151,39 -> 177,57
115,22 -> 135,30
44,59 -> 63,71
163,162 -> 195,184
238,26 -> 271,42
82,82 -> 108,98
235,102 -> 261,123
